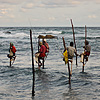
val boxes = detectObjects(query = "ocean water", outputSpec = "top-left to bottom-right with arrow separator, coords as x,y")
0,27 -> 100,100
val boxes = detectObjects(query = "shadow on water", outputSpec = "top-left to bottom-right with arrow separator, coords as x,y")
62,72 -> 93,100
34,68 -> 54,100
63,88 -> 81,100
79,71 -> 93,80
0,65 -> 32,99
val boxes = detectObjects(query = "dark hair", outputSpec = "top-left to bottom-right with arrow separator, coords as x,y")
10,42 -> 13,46
70,42 -> 73,46
86,40 -> 89,45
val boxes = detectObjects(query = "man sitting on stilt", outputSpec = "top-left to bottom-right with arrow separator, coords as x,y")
80,40 -> 91,63
37,42 -> 47,69
7,42 -> 17,64
62,37 -> 78,76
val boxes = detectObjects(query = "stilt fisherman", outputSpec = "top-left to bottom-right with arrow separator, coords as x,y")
62,37 -> 78,76
7,42 -> 17,61
80,40 -> 91,62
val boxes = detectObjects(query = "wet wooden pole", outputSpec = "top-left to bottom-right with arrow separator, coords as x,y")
62,37 -> 71,84
67,61 -> 71,84
42,39 -> 44,69
38,38 -> 40,51
38,38 -> 40,68
82,58 -> 84,72
42,58 -> 44,69
10,58 -> 11,67
82,25 -> 87,72
70,19 -> 77,65
30,29 -> 35,96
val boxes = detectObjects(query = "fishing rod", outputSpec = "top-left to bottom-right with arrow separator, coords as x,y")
70,19 -> 78,65
85,25 -> 87,51
28,18 -> 38,55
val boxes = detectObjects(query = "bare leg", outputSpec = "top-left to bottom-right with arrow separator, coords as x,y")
70,59 -> 73,76
80,53 -> 84,62
38,57 -> 42,69
38,66 -> 41,69
14,56 -> 16,60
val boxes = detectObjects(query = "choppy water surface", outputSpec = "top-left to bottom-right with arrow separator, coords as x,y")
0,27 -> 100,100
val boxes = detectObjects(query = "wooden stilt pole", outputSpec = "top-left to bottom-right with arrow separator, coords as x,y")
38,39 -> 40,68
85,25 -> 87,49
62,37 -> 71,84
82,25 -> 87,72
68,61 -> 71,84
30,29 -> 35,96
38,38 -> 40,51
10,58 -> 11,67
42,57 -> 44,69
42,39 -> 44,69
82,57 -> 84,72
70,19 -> 77,65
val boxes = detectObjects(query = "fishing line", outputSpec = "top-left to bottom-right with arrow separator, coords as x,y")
28,18 -> 38,54
56,37 -> 65,57
28,18 -> 32,29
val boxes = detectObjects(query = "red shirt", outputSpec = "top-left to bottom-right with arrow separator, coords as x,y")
39,45 -> 46,57
11,46 -> 16,53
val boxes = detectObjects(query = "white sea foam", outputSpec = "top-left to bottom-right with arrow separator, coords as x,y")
0,32 -> 29,38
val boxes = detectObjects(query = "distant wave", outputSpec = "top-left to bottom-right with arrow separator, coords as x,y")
0,32 -> 29,39
61,31 -> 66,34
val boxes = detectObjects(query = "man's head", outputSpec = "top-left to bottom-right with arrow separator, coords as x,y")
10,42 -> 13,46
85,40 -> 89,45
39,42 -> 42,46
70,42 -> 73,46
43,39 -> 46,43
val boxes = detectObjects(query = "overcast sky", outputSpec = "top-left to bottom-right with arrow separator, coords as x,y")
0,0 -> 100,27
